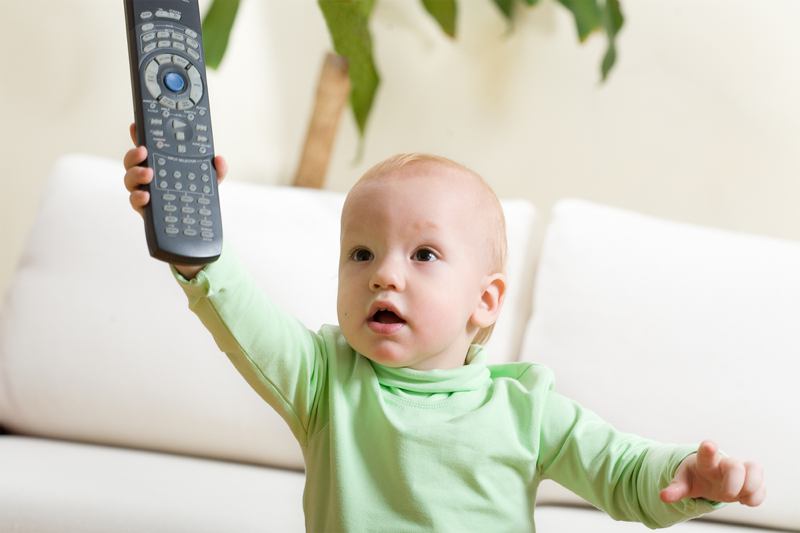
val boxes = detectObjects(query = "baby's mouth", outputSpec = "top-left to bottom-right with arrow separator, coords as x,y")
367,306 -> 407,335
370,309 -> 406,325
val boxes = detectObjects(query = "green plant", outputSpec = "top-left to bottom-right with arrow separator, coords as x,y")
202,0 -> 624,138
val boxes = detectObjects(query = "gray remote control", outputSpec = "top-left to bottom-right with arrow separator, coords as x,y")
124,0 -> 222,265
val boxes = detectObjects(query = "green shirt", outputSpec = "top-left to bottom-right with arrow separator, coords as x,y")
175,249 -> 720,532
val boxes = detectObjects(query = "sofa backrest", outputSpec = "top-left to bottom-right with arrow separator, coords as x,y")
523,199 -> 799,531
0,154 -> 537,471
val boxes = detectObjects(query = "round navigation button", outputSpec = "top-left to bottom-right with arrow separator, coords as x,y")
164,72 -> 186,93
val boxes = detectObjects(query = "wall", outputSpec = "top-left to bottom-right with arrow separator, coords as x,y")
1,0 -> 799,297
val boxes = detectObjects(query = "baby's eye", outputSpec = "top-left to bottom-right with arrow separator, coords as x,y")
412,248 -> 438,262
350,248 -> 373,262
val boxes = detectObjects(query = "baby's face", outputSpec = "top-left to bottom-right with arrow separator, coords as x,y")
337,163 -> 501,370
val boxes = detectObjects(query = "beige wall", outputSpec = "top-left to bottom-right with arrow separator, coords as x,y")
2,0 -> 799,297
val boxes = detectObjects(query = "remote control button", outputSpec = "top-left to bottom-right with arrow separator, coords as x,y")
184,229 -> 198,237
145,59 -> 159,75
140,11 -> 153,20
162,193 -> 177,201
164,216 -> 178,223
156,9 -> 181,20
187,66 -> 202,84
152,130 -> 164,137
174,182 -> 183,190
183,217 -> 197,225
196,124 -> 207,132
185,28 -> 198,39
198,197 -> 210,205
158,96 -> 177,109
158,40 -> 172,49
155,54 -> 173,65
157,31 -> 170,39
173,42 -> 186,52
164,204 -> 177,212
141,23 -> 155,31
197,135 -> 208,143
164,72 -> 186,93
177,99 -> 194,111
201,174 -> 210,182
151,119 -> 163,126
199,147 -> 207,154
200,219 -> 213,227
142,32 -> 156,42
177,145 -> 187,154
189,183 -> 197,192
143,42 -> 157,53
203,185 -> 211,194
166,227 -> 180,235
187,172 -> 196,180
158,169 -> 167,177
172,32 -> 185,42
173,55 -> 189,69
201,231 -> 214,239
181,195 -> 194,203
187,48 -> 200,61
186,37 -> 199,49
200,163 -> 208,171
173,171 -> 181,178
199,208 -> 211,216
181,206 -> 196,214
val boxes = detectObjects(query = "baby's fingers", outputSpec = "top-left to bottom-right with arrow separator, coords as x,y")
124,165 -> 153,193
129,190 -> 150,217
124,146 -> 148,171
213,155 -> 228,183
719,457 -> 746,501
739,462 -> 766,507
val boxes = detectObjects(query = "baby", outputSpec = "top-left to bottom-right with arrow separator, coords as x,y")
123,129 -> 765,531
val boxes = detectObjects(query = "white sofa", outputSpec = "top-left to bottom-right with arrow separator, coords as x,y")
0,155 -> 797,533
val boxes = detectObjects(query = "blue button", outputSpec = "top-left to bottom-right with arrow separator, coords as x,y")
164,72 -> 186,93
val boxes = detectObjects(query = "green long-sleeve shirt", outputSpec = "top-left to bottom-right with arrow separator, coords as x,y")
174,248 -> 720,532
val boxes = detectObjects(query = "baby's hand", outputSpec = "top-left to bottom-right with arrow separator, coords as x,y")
122,122 -> 228,218
660,440 -> 765,507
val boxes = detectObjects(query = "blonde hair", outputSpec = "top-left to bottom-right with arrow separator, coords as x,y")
356,153 -> 506,345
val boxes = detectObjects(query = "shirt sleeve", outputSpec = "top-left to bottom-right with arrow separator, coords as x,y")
171,246 -> 326,446
537,386 -> 724,529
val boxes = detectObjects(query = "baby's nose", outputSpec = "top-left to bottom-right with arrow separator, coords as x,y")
370,259 -> 405,291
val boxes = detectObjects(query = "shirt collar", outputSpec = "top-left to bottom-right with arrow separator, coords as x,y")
369,345 -> 490,394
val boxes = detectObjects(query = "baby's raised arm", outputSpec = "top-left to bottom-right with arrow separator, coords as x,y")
122,122 -> 228,279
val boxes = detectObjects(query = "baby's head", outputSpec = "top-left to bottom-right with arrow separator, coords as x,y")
337,153 -> 507,370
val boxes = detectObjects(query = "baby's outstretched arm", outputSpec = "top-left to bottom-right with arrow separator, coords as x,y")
660,440 -> 766,507
122,123 -> 228,279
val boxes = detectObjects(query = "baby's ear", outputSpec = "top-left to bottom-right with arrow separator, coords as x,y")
471,273 -> 506,329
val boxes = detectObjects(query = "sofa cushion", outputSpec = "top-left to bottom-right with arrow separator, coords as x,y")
523,199 -> 799,531
0,436 -> 305,533
535,505 -> 785,532
0,154 -> 536,471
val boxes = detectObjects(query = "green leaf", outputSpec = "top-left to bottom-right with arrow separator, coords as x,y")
520,0 -> 539,5
600,0 -> 624,81
421,0 -> 458,38
492,0 -> 515,22
201,0 -> 241,69
555,0 -> 602,42
318,0 -> 380,137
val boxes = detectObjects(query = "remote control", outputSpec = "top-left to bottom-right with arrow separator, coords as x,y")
124,0 -> 222,265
